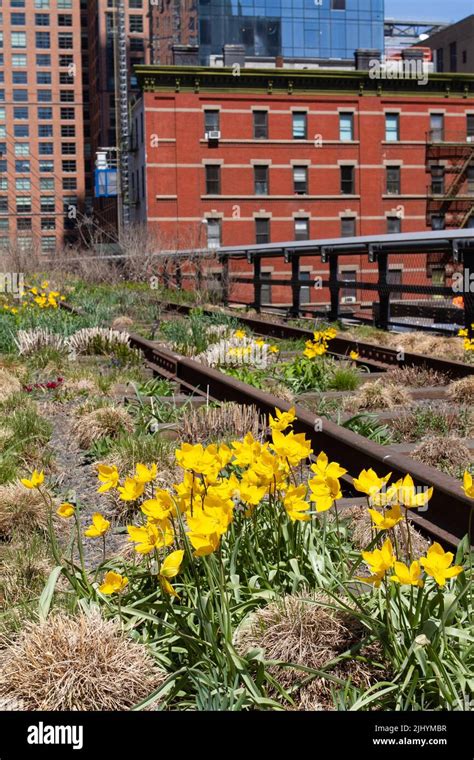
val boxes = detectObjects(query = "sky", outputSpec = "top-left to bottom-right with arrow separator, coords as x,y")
385,0 -> 473,23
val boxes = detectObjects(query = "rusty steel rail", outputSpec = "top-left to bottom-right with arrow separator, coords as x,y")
128,331 -> 473,548
158,300 -> 474,379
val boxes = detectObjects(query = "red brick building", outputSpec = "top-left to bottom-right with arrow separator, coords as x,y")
131,64 -> 474,306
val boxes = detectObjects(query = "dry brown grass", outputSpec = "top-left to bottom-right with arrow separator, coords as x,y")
60,378 -> 99,399
386,366 -> 449,388
348,505 -> 429,560
0,482 -> 48,539
181,402 -> 265,443
411,436 -> 472,477
446,376 -> 474,404
0,610 -> 166,710
235,592 -> 386,710
111,316 -> 134,331
343,379 -> 411,412
345,331 -> 464,362
0,369 -> 21,404
71,406 -> 134,449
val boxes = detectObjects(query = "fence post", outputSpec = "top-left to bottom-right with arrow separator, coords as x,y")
376,249 -> 390,330
328,251 -> 339,322
288,250 -> 300,317
252,253 -> 261,313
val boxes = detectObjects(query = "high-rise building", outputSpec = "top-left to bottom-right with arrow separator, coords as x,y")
151,0 -> 385,66
0,0 -> 85,255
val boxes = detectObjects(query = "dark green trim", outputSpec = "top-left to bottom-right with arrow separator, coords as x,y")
135,64 -> 474,99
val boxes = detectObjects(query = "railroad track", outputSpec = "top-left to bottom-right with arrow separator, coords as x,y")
128,332 -> 473,549
59,299 -> 473,547
158,300 -> 474,379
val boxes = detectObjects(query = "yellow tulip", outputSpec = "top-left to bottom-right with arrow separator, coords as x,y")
353,468 -> 391,497
283,484 -> 311,522
127,519 -> 174,554
159,549 -> 184,597
270,429 -> 312,466
134,462 -> 157,484
99,571 -> 128,595
392,474 -> 433,509
56,502 -> 75,519
349,351 -> 359,361
419,543 -> 463,587
390,560 -> 423,587
361,538 -> 395,584
20,469 -> 45,489
308,475 -> 342,512
117,477 -> 145,502
462,470 -> 474,499
367,504 -> 403,531
84,512 -> 110,538
310,451 -> 347,481
97,464 -> 119,493
269,406 -> 296,432
141,491 -> 175,521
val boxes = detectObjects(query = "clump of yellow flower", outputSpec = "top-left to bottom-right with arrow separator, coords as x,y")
303,327 -> 337,359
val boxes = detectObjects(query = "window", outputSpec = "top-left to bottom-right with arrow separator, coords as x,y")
130,38 -> 143,51
204,110 -> 219,133
59,54 -> 73,67
11,32 -> 27,48
340,165 -> 355,194
253,110 -> 268,139
431,166 -> 445,194
14,124 -> 29,137
129,0 -> 143,7
0,143 -> 6,155
255,217 -> 270,244
58,33 -> 73,49
339,112 -> 353,141
467,166 -> 474,195
261,272 -> 272,305
60,107 -> 74,119
12,54 -> 27,66
385,113 -> 399,142
58,0 -> 72,7
37,72 -> 51,84
40,196 -> 55,212
0,178 -> 7,190
430,214 -> 445,230
15,177 -> 30,191
386,166 -> 400,195
16,196 -> 31,213
58,14 -> 72,26
41,217 -> 55,230
14,143 -> 29,156
36,31 -> 50,48
60,72 -> 74,84
462,50 -> 467,65
430,114 -> 444,142
13,71 -> 27,84
61,125 -> 75,137
254,165 -> 269,195
205,165 -> 220,194
15,159 -> 29,172
61,143 -> 76,154
17,217 -> 31,230
38,91 -> 52,103
387,269 -> 402,301
41,236 -> 56,252
11,13 -> 26,25
62,160 -> 76,172
331,0 -> 346,8
39,143 -> 53,155
294,218 -> 309,241
62,177 -> 76,190
35,0 -> 50,7
387,216 -> 401,234
467,115 -> 474,140
341,217 -> 356,237
36,54 -> 50,66
293,166 -> 308,194
340,269 -> 357,300
60,90 -> 74,102
0,108 -> 4,121
129,15 -> 143,32
207,219 -> 221,249
38,107 -> 52,119
450,42 -> 457,72
292,112 -> 307,139
13,89 -> 28,102
40,177 -> 54,190
436,47 -> 444,72
35,13 -> 49,25
0,162 -> 7,174
39,160 -> 53,172
0,197 -> 8,213
299,272 -> 311,305
0,126 -> 4,138
38,124 -> 53,137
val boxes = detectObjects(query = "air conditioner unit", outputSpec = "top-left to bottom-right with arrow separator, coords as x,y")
467,136 -> 474,143
341,296 -> 356,304
205,130 -> 221,141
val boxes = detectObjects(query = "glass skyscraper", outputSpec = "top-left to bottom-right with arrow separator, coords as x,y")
198,0 -> 385,63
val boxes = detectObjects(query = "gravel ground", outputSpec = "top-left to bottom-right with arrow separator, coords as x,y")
39,400 -> 128,569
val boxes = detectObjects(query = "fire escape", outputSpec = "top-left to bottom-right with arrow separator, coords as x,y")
426,127 -> 474,277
